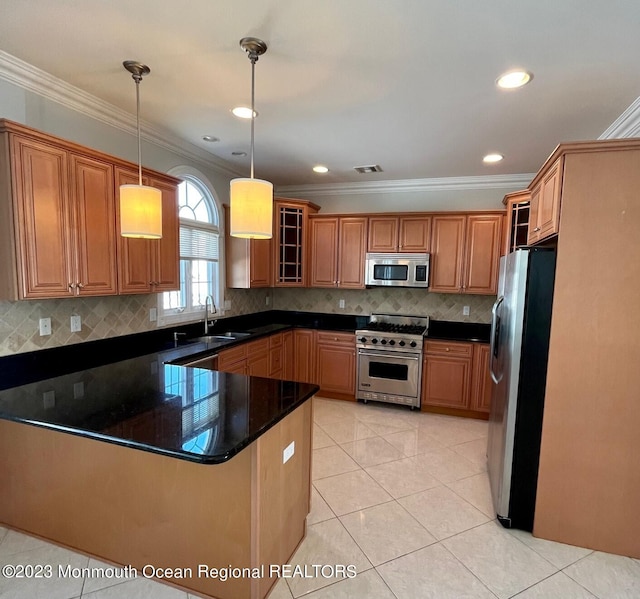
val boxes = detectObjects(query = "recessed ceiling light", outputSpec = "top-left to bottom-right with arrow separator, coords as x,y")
313,165 -> 329,174
231,151 -> 247,157
202,135 -> 219,142
496,70 -> 533,89
232,106 -> 258,119
483,153 -> 504,164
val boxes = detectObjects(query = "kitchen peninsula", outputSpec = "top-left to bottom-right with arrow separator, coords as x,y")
0,346 -> 318,599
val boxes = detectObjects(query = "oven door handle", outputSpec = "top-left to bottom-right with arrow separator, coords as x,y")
358,351 -> 420,361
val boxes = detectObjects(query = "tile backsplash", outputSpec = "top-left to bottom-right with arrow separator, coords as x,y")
0,287 -> 492,357
272,288 -> 495,323
0,288 -> 269,358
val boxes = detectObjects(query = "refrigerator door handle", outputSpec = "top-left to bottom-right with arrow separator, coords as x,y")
490,296 -> 504,384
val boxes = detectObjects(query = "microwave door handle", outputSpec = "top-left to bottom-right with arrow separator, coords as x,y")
490,296 -> 504,384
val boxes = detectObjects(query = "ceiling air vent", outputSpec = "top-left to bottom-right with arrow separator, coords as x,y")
353,164 -> 383,174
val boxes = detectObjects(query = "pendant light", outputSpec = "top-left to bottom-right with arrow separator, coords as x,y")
229,37 -> 273,239
120,60 -> 162,239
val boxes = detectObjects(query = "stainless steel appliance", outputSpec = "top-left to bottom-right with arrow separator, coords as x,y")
487,247 -> 556,531
365,253 -> 430,288
356,314 -> 429,409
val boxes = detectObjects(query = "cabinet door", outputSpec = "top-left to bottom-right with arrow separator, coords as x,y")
274,201 -> 306,287
422,354 -> 472,409
367,217 -> 398,252
399,216 -> 431,252
294,329 -> 315,384
246,338 -> 270,377
11,135 -> 73,298
337,217 -> 367,289
528,184 -> 542,244
282,330 -> 294,380
309,217 -> 338,287
70,154 -> 117,296
471,344 -> 492,413
250,238 -> 272,287
429,215 -> 466,293
116,167 -> 152,294
148,176 -> 180,292
316,334 -> 355,396
536,158 -> 563,240
463,214 -> 503,295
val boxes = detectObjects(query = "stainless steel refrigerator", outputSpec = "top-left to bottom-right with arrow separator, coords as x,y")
487,247 -> 556,531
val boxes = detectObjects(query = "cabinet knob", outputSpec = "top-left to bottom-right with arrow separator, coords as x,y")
77,282 -> 84,289
533,227 -> 541,232
68,283 -> 76,290
445,347 -> 450,352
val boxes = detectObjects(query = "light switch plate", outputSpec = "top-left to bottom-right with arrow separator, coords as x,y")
463,305 -> 470,316
149,307 -> 157,322
39,317 -> 52,336
283,441 -> 295,464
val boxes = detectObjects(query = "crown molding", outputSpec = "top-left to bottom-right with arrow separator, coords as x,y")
599,95 -> 640,139
0,50 -> 243,178
276,173 -> 536,198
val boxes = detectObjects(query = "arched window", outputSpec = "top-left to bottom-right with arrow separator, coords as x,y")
159,172 -> 224,325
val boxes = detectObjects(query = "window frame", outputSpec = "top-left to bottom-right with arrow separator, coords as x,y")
157,167 -> 226,327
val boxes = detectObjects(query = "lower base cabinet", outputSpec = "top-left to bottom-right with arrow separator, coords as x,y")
315,331 -> 356,399
422,340 -> 491,418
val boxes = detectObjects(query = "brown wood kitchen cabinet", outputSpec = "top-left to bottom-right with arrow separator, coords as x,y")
116,167 -> 180,294
315,331 -> 356,399
367,216 -> 431,253
527,156 -> 563,245
218,338 -> 271,377
429,212 -> 503,295
422,339 -> 491,418
293,329 -> 316,384
282,330 -> 294,380
503,190 -> 531,255
224,205 -> 272,288
309,215 -> 367,288
273,198 -> 319,287
0,120 -> 180,300
0,126 -> 118,299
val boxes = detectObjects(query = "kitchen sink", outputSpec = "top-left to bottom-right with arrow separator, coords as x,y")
194,335 -> 235,343
221,331 -> 252,338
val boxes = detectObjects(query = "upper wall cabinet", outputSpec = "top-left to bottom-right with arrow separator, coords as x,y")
273,198 -> 319,287
528,157 -> 563,245
309,215 -> 367,288
224,205 -> 272,288
430,213 -> 503,295
368,216 -> 431,253
116,168 -> 180,294
0,120 -> 180,300
503,190 -> 531,255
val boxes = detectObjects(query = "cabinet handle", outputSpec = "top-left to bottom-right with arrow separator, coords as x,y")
533,227 -> 541,232
68,283 -> 76,290
77,282 -> 84,289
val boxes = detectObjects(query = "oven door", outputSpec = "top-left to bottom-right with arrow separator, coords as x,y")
357,348 -> 421,398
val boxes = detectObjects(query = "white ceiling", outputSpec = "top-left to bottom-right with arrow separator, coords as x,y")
1,0 -> 640,188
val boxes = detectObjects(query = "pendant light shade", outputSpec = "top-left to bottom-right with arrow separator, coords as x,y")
119,184 -> 162,238
120,60 -> 162,239
230,177 -> 273,239
230,37 -> 273,239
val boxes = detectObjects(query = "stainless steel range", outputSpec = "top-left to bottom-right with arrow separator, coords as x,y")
356,314 -> 429,409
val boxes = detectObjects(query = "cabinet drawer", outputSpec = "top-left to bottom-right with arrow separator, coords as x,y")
218,344 -> 248,368
316,331 -> 354,346
425,340 -> 473,357
245,337 -> 270,355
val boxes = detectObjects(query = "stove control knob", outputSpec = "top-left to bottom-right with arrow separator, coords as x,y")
358,337 -> 367,343
399,340 -> 406,347
410,341 -> 417,348
381,339 -> 387,345
388,340 -> 396,346
371,338 -> 378,344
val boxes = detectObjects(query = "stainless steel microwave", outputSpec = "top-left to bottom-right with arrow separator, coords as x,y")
365,253 -> 430,288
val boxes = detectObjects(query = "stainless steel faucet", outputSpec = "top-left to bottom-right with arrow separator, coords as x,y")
204,295 -> 217,334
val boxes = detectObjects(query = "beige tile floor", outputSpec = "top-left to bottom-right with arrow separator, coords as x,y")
1,396 -> 639,598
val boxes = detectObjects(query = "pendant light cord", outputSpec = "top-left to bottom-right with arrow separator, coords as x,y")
133,73 -> 143,186
250,54 -> 256,180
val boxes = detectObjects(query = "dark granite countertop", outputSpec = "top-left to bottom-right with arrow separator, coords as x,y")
0,350 -> 317,464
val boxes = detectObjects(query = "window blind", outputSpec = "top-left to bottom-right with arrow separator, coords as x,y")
179,226 -> 219,260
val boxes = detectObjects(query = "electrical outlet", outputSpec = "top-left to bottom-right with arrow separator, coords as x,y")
39,317 -> 52,336
463,305 -> 470,316
283,441 -> 295,464
43,390 -> 55,409
70,314 -> 82,332
339,299 -> 345,309
73,382 -> 85,399
265,295 -> 270,306
149,307 -> 157,322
